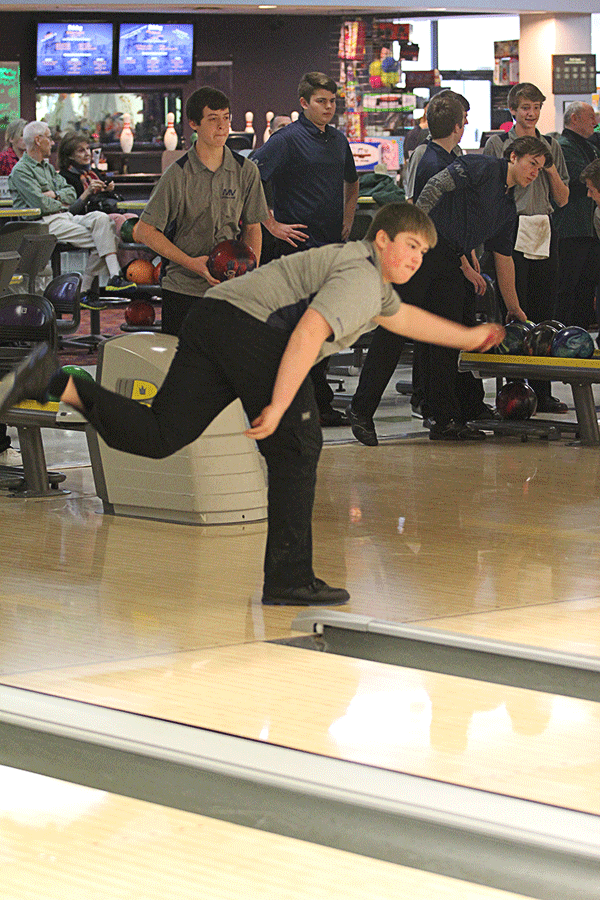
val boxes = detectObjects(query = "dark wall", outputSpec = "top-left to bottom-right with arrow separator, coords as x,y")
0,12 -> 336,147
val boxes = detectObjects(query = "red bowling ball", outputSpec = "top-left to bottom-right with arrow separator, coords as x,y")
124,299 -> 156,327
207,239 -> 257,282
496,380 -> 538,420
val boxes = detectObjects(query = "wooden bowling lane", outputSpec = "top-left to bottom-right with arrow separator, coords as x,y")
5,642 -> 600,816
418,597 -> 600,657
316,438 -> 600,620
0,480 -> 304,677
0,766 -> 538,900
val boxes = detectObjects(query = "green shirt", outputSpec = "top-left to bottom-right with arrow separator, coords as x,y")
9,153 -> 76,215
207,239 -> 401,363
140,146 -> 268,297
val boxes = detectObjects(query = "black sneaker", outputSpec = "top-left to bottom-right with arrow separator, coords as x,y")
535,396 -> 568,414
104,275 -> 137,294
346,406 -> 378,446
0,343 -> 58,417
411,404 -> 424,419
471,403 -> 501,421
319,408 -> 349,427
262,578 -> 350,606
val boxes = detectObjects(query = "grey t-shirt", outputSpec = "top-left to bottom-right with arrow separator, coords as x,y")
207,239 -> 401,363
140,146 -> 268,297
483,128 -> 568,216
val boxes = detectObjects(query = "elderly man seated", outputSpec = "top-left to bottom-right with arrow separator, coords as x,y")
8,121 -> 134,294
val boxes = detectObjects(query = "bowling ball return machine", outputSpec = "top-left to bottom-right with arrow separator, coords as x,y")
87,332 -> 268,525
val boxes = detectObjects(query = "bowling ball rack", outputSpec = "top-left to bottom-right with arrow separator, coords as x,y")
459,351 -> 600,445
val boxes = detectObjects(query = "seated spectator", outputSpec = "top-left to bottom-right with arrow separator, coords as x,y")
0,118 -> 27,175
9,121 -> 134,295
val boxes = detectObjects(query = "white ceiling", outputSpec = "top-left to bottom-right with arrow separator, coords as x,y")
3,0 -> 598,15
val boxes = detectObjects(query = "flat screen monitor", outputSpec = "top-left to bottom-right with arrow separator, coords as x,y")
36,22 -> 114,78
118,23 -> 194,77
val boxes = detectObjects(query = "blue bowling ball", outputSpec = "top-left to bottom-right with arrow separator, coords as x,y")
551,326 -> 595,359
497,322 -> 532,354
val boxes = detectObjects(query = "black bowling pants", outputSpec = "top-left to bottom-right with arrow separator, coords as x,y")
77,298 -> 323,593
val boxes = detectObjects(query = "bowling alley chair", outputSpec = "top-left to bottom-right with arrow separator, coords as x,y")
0,291 -> 59,490
0,222 -> 57,294
43,272 -> 85,350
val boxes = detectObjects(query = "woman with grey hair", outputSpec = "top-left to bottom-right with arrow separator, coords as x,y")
0,118 -> 27,175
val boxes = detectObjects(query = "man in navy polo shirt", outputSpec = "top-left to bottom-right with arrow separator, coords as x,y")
252,71 -> 359,426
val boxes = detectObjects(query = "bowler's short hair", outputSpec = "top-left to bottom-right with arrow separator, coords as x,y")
508,82 -> 546,110
426,93 -> 465,140
298,72 -> 337,102
581,158 -> 600,191
366,202 -> 437,248
503,135 -> 552,167
186,86 -> 230,124
4,118 -> 26,146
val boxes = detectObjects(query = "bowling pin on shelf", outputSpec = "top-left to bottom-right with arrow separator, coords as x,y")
263,111 -> 274,144
120,113 -> 134,154
164,112 -> 178,151
245,111 -> 256,148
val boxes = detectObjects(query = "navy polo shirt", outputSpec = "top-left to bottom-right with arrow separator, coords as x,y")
418,155 -> 517,258
413,141 -> 455,203
252,111 -> 358,248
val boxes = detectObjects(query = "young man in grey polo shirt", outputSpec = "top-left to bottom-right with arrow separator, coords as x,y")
135,86 -> 268,336
2,204 -> 504,608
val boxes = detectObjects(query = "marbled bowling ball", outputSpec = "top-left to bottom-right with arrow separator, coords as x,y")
124,299 -> 155,327
48,365 -> 94,401
523,322 -> 559,356
497,322 -> 532,354
496,380 -> 538,420
539,319 -> 565,331
207,239 -> 257,282
551,325 -> 595,359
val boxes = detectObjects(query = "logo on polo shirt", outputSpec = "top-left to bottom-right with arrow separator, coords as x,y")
222,188 -> 237,199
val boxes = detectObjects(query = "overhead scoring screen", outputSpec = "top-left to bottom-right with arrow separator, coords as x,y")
36,22 -> 114,77
118,23 -> 194,77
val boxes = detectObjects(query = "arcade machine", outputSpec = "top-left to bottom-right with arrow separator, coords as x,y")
86,332 -> 268,525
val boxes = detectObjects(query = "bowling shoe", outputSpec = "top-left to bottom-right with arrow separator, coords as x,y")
104,275 -> 137,295
535,396 -> 568,414
346,406 -> 378,446
429,421 -> 486,441
262,578 -> 350,606
319,407 -> 349,427
0,343 -> 59,418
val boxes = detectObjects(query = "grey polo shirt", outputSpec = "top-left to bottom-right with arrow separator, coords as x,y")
140,145 -> 268,297
483,128 -> 568,216
207,239 -> 400,363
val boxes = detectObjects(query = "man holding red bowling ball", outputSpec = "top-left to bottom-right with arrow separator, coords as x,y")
133,86 -> 268,337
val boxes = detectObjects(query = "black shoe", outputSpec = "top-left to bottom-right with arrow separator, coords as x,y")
471,403 -> 501,421
262,578 -> 350,606
346,406 -> 378,446
428,421 -> 461,441
535,396 -> 568,414
0,343 -> 58,417
319,407 -> 349,427
411,404 -> 424,419
429,421 -> 486,441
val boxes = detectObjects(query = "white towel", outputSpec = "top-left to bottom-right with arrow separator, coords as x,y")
514,214 -> 551,260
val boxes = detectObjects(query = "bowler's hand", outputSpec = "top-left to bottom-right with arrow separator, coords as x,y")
466,323 -> 505,352
188,255 -> 220,286
464,266 -> 487,295
245,404 -> 284,440
268,220 -> 308,247
505,306 -> 528,324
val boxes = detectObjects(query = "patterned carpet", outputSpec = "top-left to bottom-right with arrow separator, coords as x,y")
58,301 -> 161,367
